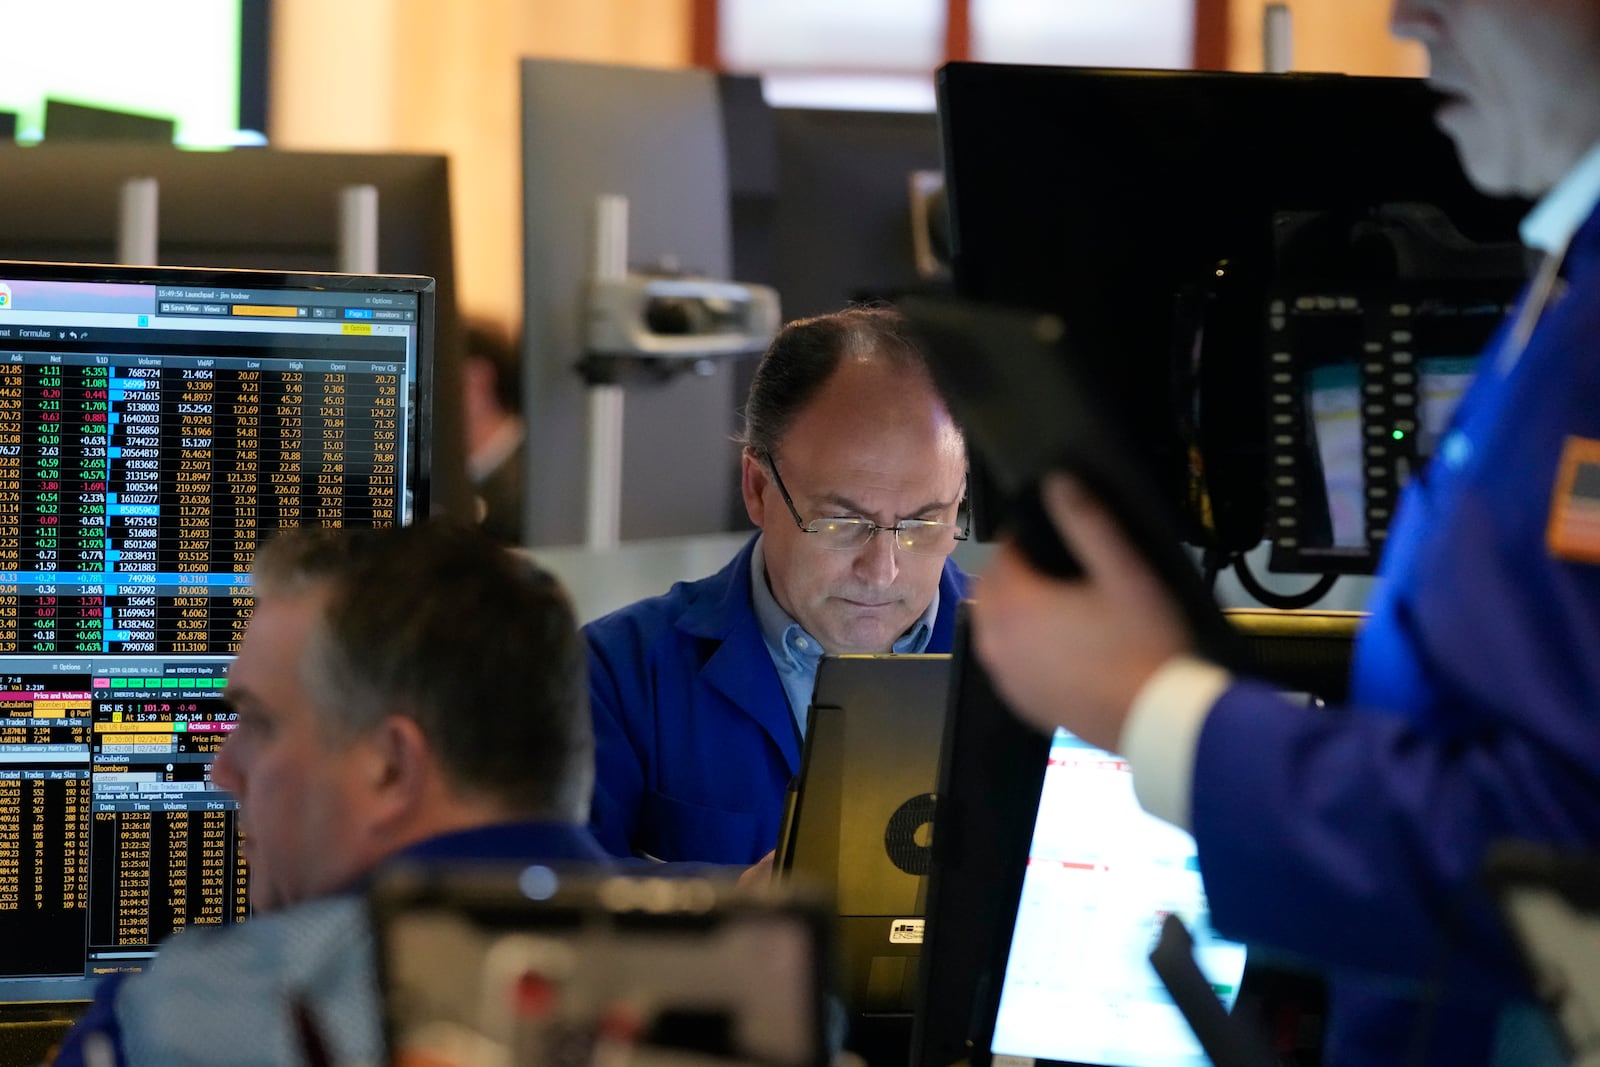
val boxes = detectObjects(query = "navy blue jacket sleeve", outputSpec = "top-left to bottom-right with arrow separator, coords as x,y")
51,974 -> 127,1067
1191,681 -> 1600,998
1189,222 -> 1600,1005
587,615 -> 650,859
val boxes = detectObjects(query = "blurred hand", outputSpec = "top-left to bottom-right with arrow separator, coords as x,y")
971,473 -> 1192,752
739,848 -> 776,888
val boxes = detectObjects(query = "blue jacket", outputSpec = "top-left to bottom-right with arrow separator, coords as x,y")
585,534 -> 970,865
52,821 -> 611,1067
1193,212 -> 1600,1064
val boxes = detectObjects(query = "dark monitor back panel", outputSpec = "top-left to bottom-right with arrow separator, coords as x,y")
0,146 -> 453,277
781,654 -> 951,1020
1225,608 -> 1363,705
44,101 -> 175,144
936,64 -> 1527,556
772,108 -> 943,320
719,99 -> 946,535
912,610 -> 1048,1067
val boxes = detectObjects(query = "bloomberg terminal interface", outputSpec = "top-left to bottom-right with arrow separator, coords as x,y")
0,268 -> 424,1003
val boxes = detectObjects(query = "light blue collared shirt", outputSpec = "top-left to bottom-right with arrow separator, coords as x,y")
749,534 -> 939,739
1520,141 -> 1600,254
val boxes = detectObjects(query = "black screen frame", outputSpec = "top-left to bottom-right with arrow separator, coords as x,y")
912,605 -> 1050,1067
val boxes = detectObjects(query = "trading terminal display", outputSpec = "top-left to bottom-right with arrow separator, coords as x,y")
0,355 -> 401,655
0,671 -> 245,979
0,265 -> 427,1004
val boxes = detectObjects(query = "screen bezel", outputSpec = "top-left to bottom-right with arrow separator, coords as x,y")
911,605 -> 1049,1067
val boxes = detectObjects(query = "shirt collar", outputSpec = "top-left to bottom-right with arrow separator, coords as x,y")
748,534 -> 941,667
895,592 -> 939,654
750,535 -> 807,663
1521,141 -> 1600,253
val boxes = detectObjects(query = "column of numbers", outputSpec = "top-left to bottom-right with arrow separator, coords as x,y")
368,372 -> 400,527
64,364 -> 109,654
169,370 -> 215,574
265,370 -> 306,528
28,777 -> 45,909
113,810 -> 151,945
212,370 -> 261,655
106,367 -> 162,653
61,774 -> 88,912
162,811 -> 190,934
164,370 -> 215,654
311,371 -> 347,528
0,364 -> 21,653
218,369 -> 261,574
197,810 -> 229,924
0,778 -> 18,912
22,365 -> 65,653
335,369 -> 396,528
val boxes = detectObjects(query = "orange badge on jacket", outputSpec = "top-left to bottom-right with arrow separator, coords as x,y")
1547,436 -> 1600,563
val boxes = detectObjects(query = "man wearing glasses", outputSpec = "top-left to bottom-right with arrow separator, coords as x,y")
584,306 -> 971,866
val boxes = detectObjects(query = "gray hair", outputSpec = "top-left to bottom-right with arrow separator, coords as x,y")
251,522 -> 593,822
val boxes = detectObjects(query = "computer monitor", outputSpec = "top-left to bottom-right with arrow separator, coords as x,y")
984,726 -> 1248,1067
0,261 -> 433,1012
770,108 -> 945,320
778,655 -> 950,1017
718,93 -> 949,530
935,64 -> 1527,571
914,606 -> 1356,1067
0,0 -> 269,146
911,608 -> 1046,1067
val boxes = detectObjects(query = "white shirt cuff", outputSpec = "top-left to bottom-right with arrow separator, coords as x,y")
1119,655 -> 1232,832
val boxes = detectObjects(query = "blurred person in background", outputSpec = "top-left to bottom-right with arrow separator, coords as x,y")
461,319 -> 525,544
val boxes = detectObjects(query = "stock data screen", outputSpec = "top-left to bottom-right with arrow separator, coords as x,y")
0,266 -> 427,1003
990,730 -> 1247,1067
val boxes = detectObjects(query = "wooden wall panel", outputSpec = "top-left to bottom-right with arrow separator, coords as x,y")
1225,0 -> 1426,76
271,0 -> 693,328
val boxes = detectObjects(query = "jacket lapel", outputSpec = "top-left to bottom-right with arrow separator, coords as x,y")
678,536 -> 803,775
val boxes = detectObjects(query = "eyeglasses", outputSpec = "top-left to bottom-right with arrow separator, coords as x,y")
763,451 -> 969,556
